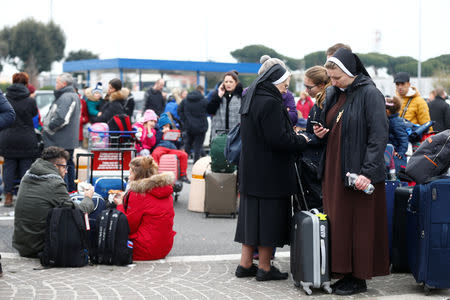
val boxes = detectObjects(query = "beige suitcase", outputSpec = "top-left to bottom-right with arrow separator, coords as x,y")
204,169 -> 237,218
188,156 -> 211,212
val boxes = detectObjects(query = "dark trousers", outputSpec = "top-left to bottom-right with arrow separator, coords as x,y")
3,158 -> 34,193
184,132 -> 206,163
64,149 -> 76,193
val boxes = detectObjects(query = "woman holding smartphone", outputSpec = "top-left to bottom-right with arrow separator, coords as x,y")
207,70 -> 242,140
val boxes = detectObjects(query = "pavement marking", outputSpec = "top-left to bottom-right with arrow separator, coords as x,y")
1,251 -> 291,262
0,216 -> 14,221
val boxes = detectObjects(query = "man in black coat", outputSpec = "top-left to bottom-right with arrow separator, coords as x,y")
143,79 -> 166,116
428,87 -> 450,131
177,85 -> 208,163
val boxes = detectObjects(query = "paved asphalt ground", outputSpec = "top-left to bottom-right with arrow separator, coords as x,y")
0,159 -> 449,299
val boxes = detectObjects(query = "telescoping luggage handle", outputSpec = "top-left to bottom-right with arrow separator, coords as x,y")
294,162 -> 309,212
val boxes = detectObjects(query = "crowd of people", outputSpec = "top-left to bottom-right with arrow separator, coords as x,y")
0,42 -> 448,295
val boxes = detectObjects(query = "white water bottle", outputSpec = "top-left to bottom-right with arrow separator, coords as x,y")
346,172 -> 375,194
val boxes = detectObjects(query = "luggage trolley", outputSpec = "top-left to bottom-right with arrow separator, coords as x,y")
76,126 -> 138,200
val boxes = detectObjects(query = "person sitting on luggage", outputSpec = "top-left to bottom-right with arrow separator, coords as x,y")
151,113 -> 190,184
12,146 -> 94,258
113,156 -> 176,260
134,109 -> 158,157
385,96 -> 408,173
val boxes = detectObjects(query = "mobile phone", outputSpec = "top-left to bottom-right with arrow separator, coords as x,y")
310,120 -> 323,127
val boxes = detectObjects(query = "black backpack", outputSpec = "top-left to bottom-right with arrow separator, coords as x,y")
40,205 -> 90,267
107,114 -> 135,148
91,209 -> 133,266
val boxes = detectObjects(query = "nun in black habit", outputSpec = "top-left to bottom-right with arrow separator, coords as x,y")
234,56 -> 309,281
314,48 -> 389,295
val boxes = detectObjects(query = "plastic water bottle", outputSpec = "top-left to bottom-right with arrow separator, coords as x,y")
346,172 -> 375,194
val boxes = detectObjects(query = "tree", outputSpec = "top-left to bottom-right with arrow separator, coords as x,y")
230,44 -> 303,71
66,49 -> 99,62
0,18 -> 66,86
304,51 -> 326,69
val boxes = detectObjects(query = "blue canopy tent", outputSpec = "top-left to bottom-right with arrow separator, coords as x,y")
63,58 -> 261,91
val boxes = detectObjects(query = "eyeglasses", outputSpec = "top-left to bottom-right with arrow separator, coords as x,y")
56,164 -> 68,170
304,84 -> 316,90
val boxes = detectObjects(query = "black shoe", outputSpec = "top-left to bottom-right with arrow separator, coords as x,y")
235,264 -> 258,278
334,277 -> 367,295
179,175 -> 191,184
331,274 -> 352,292
255,266 -> 288,281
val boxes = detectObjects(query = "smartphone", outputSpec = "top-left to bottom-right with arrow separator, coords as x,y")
310,120 -> 323,127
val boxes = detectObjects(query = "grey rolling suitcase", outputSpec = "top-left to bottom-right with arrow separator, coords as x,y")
204,169 -> 237,218
290,163 -> 332,295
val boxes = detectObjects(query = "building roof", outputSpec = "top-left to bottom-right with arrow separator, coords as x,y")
63,58 -> 261,74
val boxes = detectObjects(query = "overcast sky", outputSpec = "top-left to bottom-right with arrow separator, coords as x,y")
1,0 -> 449,75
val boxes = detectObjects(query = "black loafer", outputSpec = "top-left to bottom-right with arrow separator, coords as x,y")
255,266 -> 288,281
235,264 -> 258,278
334,278 -> 367,295
331,274 -> 352,292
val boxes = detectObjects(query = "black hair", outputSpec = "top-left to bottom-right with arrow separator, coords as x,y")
41,146 -> 70,163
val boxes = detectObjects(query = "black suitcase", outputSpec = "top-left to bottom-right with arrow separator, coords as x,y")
391,186 -> 413,272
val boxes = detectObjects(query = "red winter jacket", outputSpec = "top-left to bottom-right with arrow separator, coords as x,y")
296,96 -> 314,119
117,172 -> 176,260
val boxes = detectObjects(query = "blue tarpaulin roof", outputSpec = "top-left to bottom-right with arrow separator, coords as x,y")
63,58 -> 260,74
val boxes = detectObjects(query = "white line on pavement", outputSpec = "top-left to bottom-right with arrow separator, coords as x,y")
0,251 -> 291,262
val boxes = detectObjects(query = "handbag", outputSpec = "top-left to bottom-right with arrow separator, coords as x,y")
224,123 -> 241,165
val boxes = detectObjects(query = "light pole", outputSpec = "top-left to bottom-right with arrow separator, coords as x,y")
417,0 -> 422,91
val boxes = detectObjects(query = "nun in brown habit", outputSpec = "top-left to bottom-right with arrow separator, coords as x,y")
314,48 -> 390,295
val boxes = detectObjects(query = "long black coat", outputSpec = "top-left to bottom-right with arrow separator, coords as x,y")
239,82 -> 308,198
177,90 -> 208,134
95,89 -> 128,123
428,95 -> 450,132
0,84 -> 40,158
318,74 -> 388,184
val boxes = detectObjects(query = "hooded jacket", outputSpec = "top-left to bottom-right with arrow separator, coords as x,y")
95,88 -> 129,123
42,85 -> 80,149
0,83 -> 40,158
13,158 -> 94,257
178,90 -> 208,134
319,74 -> 388,184
0,90 -> 15,129
397,86 -> 431,126
117,172 -> 176,260
388,113 -> 409,157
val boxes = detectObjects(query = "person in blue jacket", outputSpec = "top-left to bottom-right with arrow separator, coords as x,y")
385,96 -> 408,172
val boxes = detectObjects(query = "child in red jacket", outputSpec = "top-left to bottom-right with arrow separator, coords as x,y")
114,156 -> 176,261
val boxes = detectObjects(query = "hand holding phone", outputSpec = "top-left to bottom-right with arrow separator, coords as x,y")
310,120 -> 323,127
218,83 -> 225,97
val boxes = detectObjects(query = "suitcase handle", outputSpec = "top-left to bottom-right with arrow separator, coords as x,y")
320,239 -> 326,275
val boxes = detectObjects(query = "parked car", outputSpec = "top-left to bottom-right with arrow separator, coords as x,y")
34,90 -> 55,117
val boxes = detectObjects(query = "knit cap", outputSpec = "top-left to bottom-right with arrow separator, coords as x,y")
92,82 -> 103,95
143,109 -> 158,123
158,113 -> 171,128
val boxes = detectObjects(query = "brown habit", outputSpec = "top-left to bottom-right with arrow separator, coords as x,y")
322,93 -> 390,280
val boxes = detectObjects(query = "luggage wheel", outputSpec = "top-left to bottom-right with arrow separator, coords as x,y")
322,283 -> 332,294
300,281 -> 313,295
